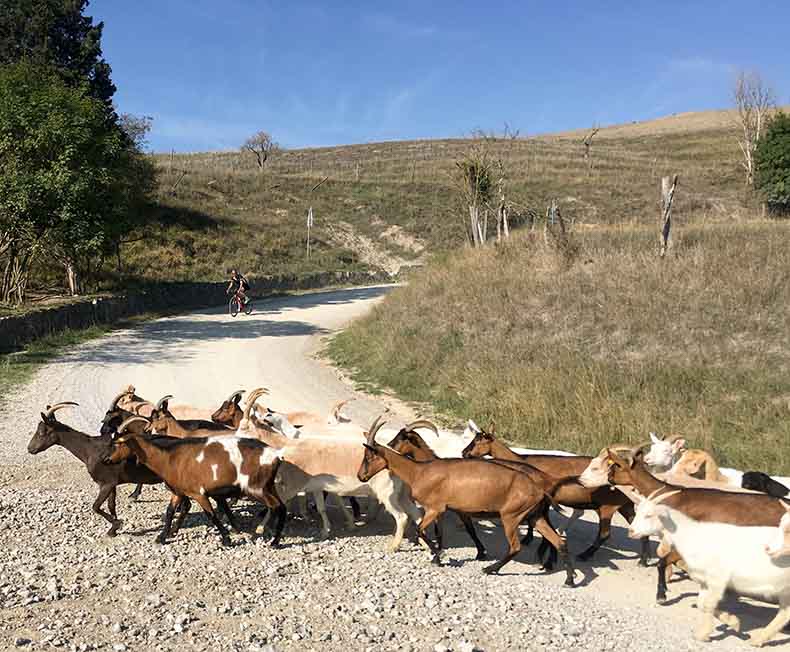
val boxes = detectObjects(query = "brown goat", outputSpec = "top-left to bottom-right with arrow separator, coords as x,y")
359,416 -> 576,583
103,418 -> 286,547
462,426 -> 649,565
386,425 -> 489,560
149,395 -> 236,438
580,448 -> 787,602
28,403 -> 162,535
209,389 -> 246,428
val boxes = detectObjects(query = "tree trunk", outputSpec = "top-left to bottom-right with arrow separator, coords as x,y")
65,260 -> 80,296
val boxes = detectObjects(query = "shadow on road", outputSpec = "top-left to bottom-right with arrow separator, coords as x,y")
48,285 -> 395,366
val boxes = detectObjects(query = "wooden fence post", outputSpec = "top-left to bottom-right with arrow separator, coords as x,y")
660,175 -> 679,258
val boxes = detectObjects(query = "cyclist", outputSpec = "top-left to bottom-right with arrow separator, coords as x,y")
226,269 -> 250,306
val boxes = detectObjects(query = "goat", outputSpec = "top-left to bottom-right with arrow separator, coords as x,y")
27,403 -> 161,536
629,490 -> 790,646
766,502 -> 790,559
579,448 -> 788,603
239,389 -> 423,550
642,431 -> 687,470
103,390 -> 241,500
359,415 -> 576,582
385,425 -> 489,560
103,416 -> 286,547
742,471 -> 790,499
209,389 -> 247,428
461,423 -> 649,565
669,448 -> 731,485
149,394 -> 235,438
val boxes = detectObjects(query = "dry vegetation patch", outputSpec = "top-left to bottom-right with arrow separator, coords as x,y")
329,222 -> 790,473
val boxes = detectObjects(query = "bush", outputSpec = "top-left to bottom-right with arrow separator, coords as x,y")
755,111 -> 790,214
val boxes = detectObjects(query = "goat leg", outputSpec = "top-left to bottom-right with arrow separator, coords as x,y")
483,514 -> 524,575
193,495 -> 232,546
169,497 -> 192,537
348,496 -> 362,521
156,494 -> 182,544
532,514 -> 575,587
92,483 -> 121,537
457,512 -> 487,560
656,555 -> 671,604
128,483 -> 143,501
577,506 -> 615,561
417,509 -> 443,564
106,487 -> 123,536
216,497 -> 241,533
269,504 -> 287,549
638,536 -> 651,567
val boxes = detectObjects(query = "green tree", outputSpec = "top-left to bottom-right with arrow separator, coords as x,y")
0,0 -> 116,111
754,111 -> 790,214
0,62 -> 153,303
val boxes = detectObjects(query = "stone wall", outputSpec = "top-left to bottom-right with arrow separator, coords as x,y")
0,270 -> 393,353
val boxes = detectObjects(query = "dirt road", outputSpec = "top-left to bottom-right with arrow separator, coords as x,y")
0,286 -> 783,651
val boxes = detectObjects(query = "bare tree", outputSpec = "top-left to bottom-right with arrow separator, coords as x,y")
581,125 -> 600,169
242,131 -> 279,172
733,71 -> 776,185
119,113 -> 153,152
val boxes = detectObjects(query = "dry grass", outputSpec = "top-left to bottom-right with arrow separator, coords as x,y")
107,107 -> 766,287
329,221 -> 790,474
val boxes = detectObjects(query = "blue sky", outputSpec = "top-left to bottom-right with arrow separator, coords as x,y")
91,1 -> 790,153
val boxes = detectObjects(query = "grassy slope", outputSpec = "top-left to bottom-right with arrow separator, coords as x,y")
330,224 -> 790,473
324,113 -> 790,474
114,108 -> 760,286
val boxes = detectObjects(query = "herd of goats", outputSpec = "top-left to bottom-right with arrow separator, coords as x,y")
27,386 -> 790,647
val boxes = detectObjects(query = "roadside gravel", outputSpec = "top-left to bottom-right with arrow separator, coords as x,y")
0,286 -> 781,651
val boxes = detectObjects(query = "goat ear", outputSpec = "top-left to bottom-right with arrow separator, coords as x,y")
40,412 -> 49,423
649,432 -> 661,444
671,438 -> 686,453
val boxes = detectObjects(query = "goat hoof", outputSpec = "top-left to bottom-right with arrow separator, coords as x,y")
220,538 -> 233,547
270,541 -> 283,550
475,552 -> 489,561
563,580 -> 575,588
482,566 -> 498,575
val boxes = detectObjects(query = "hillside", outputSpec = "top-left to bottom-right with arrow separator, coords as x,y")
318,109 -> 790,474
111,108 -> 759,287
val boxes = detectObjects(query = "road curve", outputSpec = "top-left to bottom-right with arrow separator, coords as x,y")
0,285 -> 780,650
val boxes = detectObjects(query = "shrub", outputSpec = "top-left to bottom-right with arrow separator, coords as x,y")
755,111 -> 790,214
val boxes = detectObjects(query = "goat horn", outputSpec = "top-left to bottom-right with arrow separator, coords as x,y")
44,402 -> 79,418
226,389 -> 246,403
645,488 -> 664,502
155,395 -> 174,410
243,387 -> 269,419
117,416 -> 150,434
109,389 -> 134,411
366,414 -> 387,444
404,419 -> 439,435
652,489 -> 682,505
331,399 -> 352,417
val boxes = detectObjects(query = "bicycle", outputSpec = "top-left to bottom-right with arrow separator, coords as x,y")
228,289 -> 253,317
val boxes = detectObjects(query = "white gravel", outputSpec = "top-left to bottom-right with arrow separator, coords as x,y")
0,285 -> 784,650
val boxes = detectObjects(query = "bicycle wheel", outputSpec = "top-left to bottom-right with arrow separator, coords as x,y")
229,296 -> 240,317
244,298 -> 253,315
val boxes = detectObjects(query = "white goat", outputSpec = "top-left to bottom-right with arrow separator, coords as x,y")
643,431 -> 687,470
239,389 -> 423,550
628,490 -> 790,647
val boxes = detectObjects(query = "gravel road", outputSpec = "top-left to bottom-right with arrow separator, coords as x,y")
0,285 -> 784,651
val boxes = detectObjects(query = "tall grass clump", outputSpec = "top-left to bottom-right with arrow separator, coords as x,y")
329,221 -> 790,473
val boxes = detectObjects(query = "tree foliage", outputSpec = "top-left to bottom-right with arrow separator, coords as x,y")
0,0 -> 116,111
755,111 -> 790,214
0,62 -> 154,302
